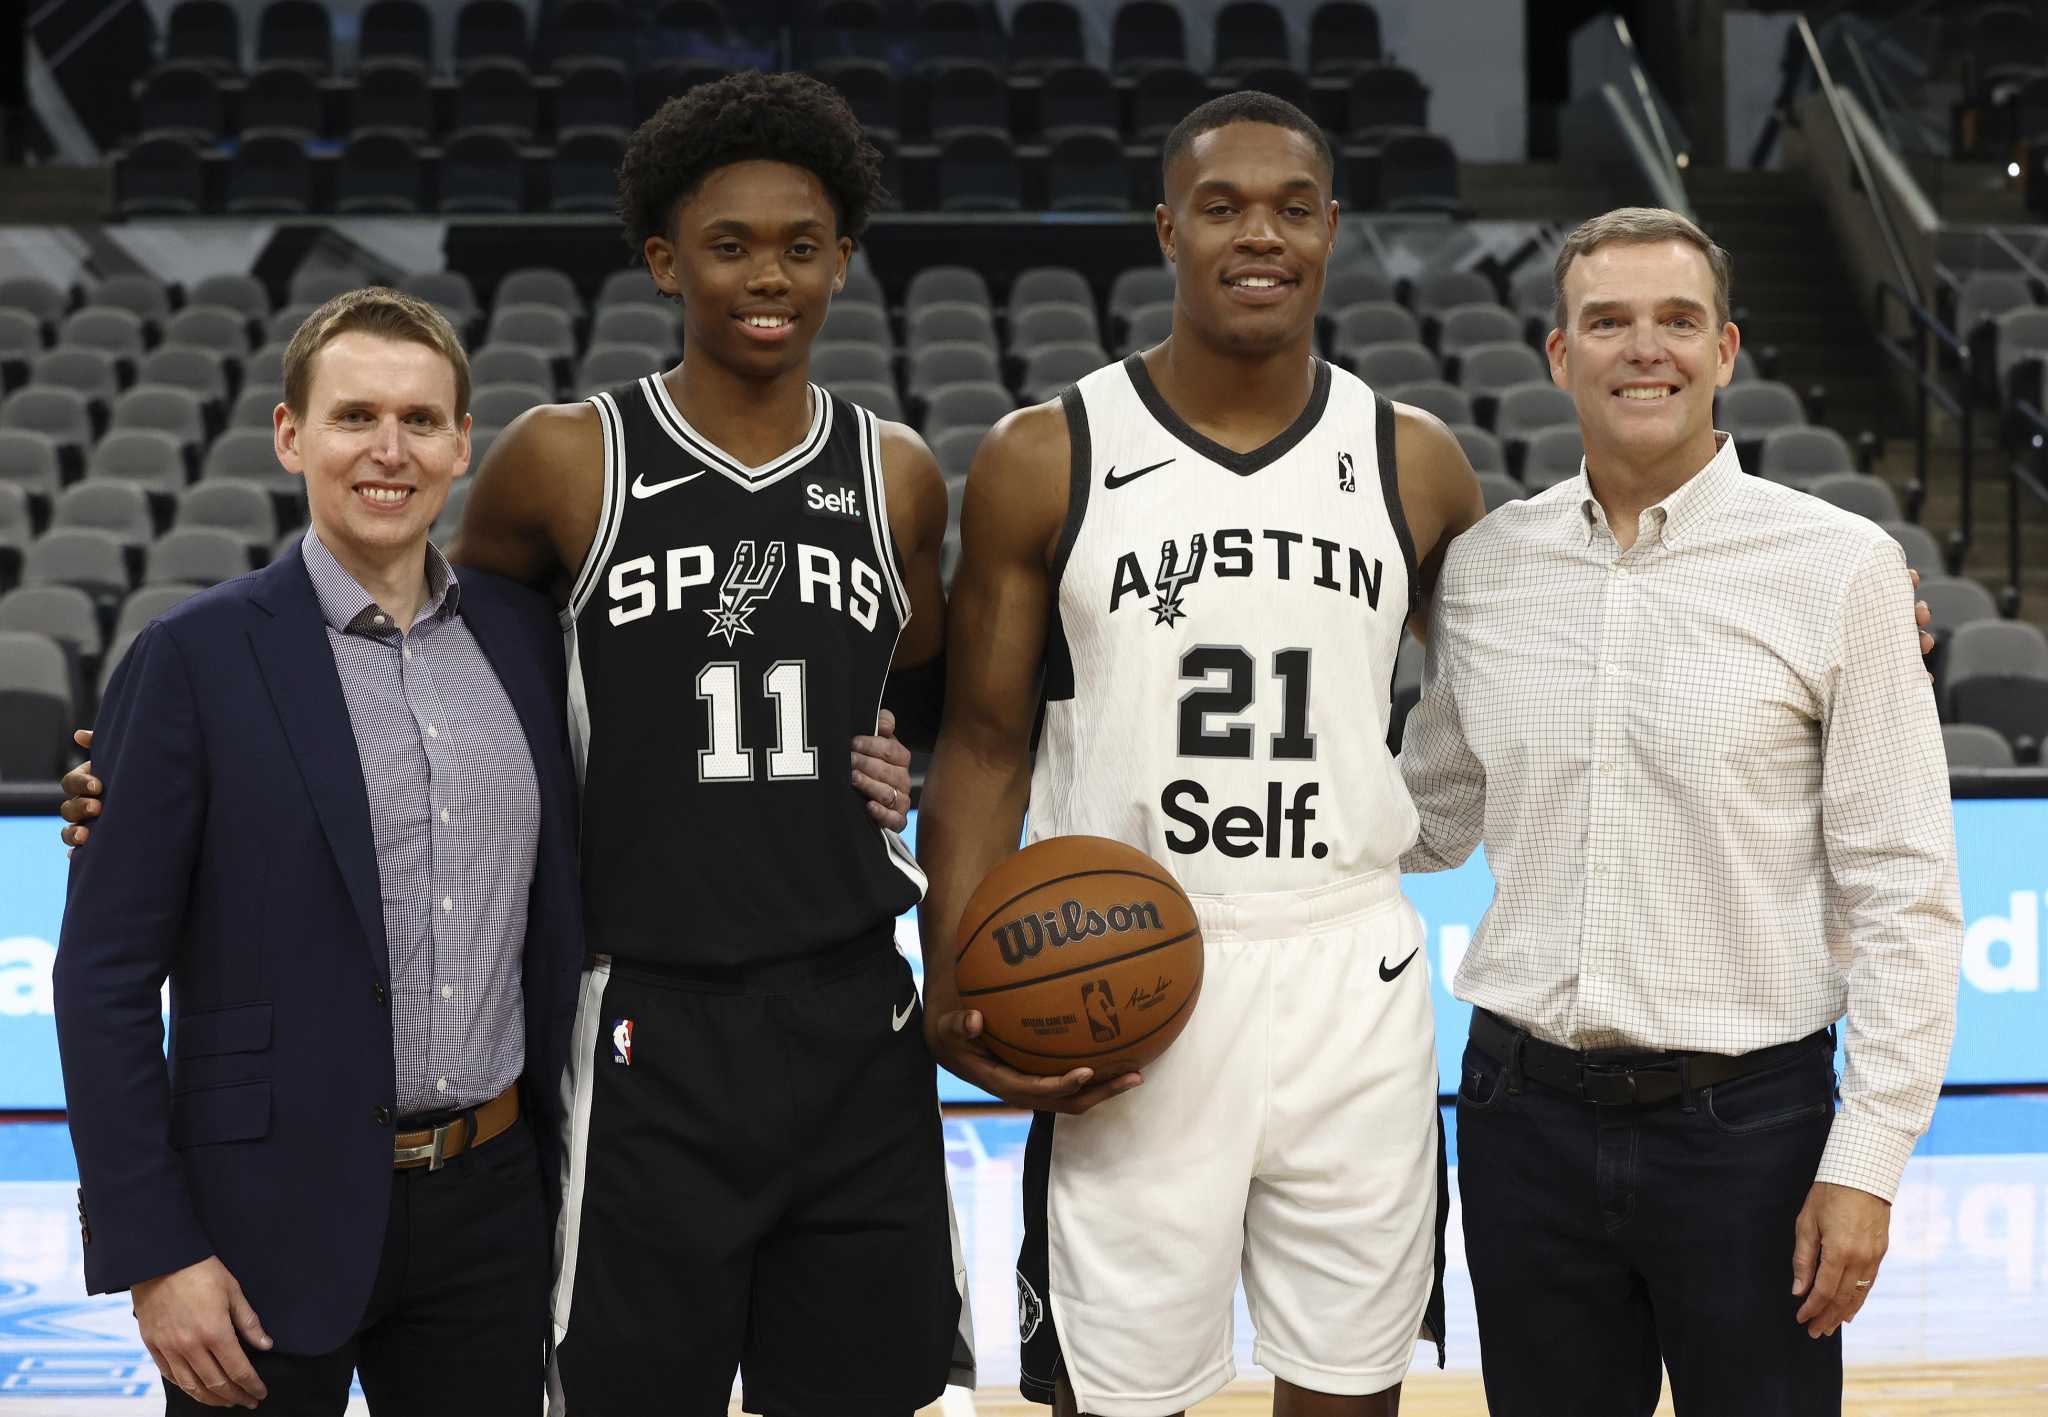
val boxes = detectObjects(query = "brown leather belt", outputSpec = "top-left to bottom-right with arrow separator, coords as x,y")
393,1081 -> 519,1171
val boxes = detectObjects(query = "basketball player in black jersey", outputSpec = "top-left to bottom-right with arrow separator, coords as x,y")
441,74 -> 965,1414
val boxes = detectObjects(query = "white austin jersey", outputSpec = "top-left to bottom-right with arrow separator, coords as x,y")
1028,354 -> 1420,894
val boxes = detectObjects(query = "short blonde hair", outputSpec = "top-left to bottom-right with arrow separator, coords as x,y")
1551,207 -> 1733,335
282,286 -> 471,421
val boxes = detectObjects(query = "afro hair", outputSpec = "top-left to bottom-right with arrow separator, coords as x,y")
616,70 -> 887,258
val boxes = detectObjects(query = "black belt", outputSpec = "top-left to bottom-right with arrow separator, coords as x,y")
1471,1008 -> 1832,1105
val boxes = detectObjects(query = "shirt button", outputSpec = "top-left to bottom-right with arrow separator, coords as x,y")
373,1105 -> 391,1126
372,614 -> 386,626
439,807 -> 450,825
372,981 -> 387,1005
426,724 -> 439,739
402,646 -> 412,661
1606,662 -> 1624,677
436,1078 -> 448,1094
442,896 -> 453,913
1599,761 -> 1615,774
440,984 -> 453,1000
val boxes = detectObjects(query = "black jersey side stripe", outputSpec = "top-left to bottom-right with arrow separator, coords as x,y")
1374,390 -> 1420,624
565,391 -> 628,624
855,404 -> 913,626
639,374 -> 834,489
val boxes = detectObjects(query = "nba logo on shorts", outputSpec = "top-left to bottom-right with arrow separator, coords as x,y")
611,1018 -> 634,1065
1081,980 -> 1120,1042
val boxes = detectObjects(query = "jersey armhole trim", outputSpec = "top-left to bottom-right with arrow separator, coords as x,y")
855,403 -> 914,627
1041,386 -> 1090,704
1375,390 -> 1421,624
563,391 -> 628,627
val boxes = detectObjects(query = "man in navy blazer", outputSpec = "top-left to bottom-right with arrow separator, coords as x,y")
54,290 -> 583,1415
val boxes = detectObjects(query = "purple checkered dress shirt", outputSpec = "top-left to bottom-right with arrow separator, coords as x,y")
302,530 -> 539,1117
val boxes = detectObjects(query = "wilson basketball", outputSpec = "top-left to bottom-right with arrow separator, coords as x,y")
953,835 -> 1203,1077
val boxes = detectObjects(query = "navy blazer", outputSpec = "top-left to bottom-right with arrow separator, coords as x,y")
53,543 -> 583,1354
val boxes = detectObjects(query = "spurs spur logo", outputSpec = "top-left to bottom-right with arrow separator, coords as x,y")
703,539 -> 786,645
1150,534 -> 1205,627
992,898 -> 1165,966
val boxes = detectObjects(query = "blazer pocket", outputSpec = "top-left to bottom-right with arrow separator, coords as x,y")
172,1003 -> 272,1059
170,1080 -> 271,1148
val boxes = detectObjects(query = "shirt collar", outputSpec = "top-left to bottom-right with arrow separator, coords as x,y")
300,528 -> 461,636
1573,431 -> 1743,549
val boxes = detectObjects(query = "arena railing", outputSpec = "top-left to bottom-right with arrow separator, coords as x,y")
1874,278 -> 1977,571
1998,394 -> 2048,620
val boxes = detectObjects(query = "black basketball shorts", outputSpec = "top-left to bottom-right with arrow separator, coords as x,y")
549,942 -> 974,1415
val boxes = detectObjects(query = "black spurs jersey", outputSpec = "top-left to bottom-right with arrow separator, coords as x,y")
565,376 -> 925,971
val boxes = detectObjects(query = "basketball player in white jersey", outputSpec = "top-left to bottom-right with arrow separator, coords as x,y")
917,93 -> 1488,1417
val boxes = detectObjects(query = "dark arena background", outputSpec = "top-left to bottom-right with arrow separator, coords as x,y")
2,1 -> 2046,1411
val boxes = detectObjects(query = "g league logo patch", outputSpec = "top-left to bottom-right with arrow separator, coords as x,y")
611,1018 -> 634,1065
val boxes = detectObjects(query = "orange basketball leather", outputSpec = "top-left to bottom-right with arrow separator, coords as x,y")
954,835 -> 1204,1077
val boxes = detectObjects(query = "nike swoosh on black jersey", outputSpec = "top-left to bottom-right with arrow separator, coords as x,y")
630,470 -> 707,498
1103,458 -> 1175,489
1379,948 -> 1419,983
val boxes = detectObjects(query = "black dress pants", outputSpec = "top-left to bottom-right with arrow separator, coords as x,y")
1456,1023 -> 1843,1417
163,1113 -> 548,1417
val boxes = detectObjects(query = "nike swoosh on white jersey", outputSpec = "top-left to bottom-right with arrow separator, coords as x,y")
891,997 -> 917,1031
630,470 -> 707,498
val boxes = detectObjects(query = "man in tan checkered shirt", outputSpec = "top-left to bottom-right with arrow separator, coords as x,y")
1399,208 -> 1961,1417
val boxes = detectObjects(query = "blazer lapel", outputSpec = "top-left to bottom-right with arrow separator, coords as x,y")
246,547 -> 387,971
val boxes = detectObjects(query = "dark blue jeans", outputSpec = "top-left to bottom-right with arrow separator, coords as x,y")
1456,1023 -> 1842,1417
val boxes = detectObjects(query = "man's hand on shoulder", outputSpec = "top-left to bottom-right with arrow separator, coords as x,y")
132,1255 -> 272,1409
59,730 -> 97,851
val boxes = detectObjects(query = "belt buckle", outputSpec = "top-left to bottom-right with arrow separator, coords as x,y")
392,1120 -> 461,1172
1579,1062 -> 1638,1105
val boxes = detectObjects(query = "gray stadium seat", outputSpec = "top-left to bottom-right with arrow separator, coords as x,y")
1731,347 -> 1760,382
1942,620 -> 2048,746
0,276 -> 70,326
230,385 -> 284,429
0,309 -> 45,378
115,583 -> 203,640
1412,269 -> 1498,314
1718,381 -> 1806,451
596,269 -> 668,309
810,344 -> 894,388
188,274 -> 271,320
1521,426 -> 1584,490
111,387 -> 206,461
203,429 -> 290,484
1493,381 -> 1577,439
1805,472 -> 1900,523
0,482 -> 28,584
1385,380 -> 1472,428
54,482 -> 154,548
1918,576 -> 1999,642
147,526 -> 253,587
1332,301 -> 1421,353
1759,426 -> 1855,486
1943,723 -> 2016,769
1108,267 -> 1174,327
0,584 -> 102,661
1436,302 -> 1524,355
577,344 -> 668,395
1509,265 -> 1553,330
93,274 -> 173,326
484,306 -> 576,360
138,346 -> 229,405
0,429 -> 62,507
25,527 -> 130,602
1325,266 -> 1395,311
908,303 -> 999,352
163,305 -> 254,358
1353,342 -> 1439,387
1009,304 -> 1099,354
60,307 -> 146,364
1118,302 -> 1174,355
929,425 -> 983,483
470,383 -> 553,429
496,268 -> 585,319
87,430 -> 188,496
1476,471 -> 1523,512
0,630 -> 73,779
1010,267 -> 1093,312
1021,343 -> 1108,402
1455,341 -> 1547,393
1878,520 -> 1943,574
590,304 -> 679,353
400,270 -> 482,330
1954,271 -> 2032,338
266,306 -> 318,346
179,482 -> 278,546
821,382 -> 902,422
471,345 -> 557,392
247,340 -> 293,386
923,382 -> 1015,436
909,342 -> 1003,399
1448,424 -> 1505,474
1992,306 -> 2048,392
31,348 -> 121,405
819,303 -> 892,349
2,388 -> 93,476
906,266 -> 992,312
840,267 -> 885,310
